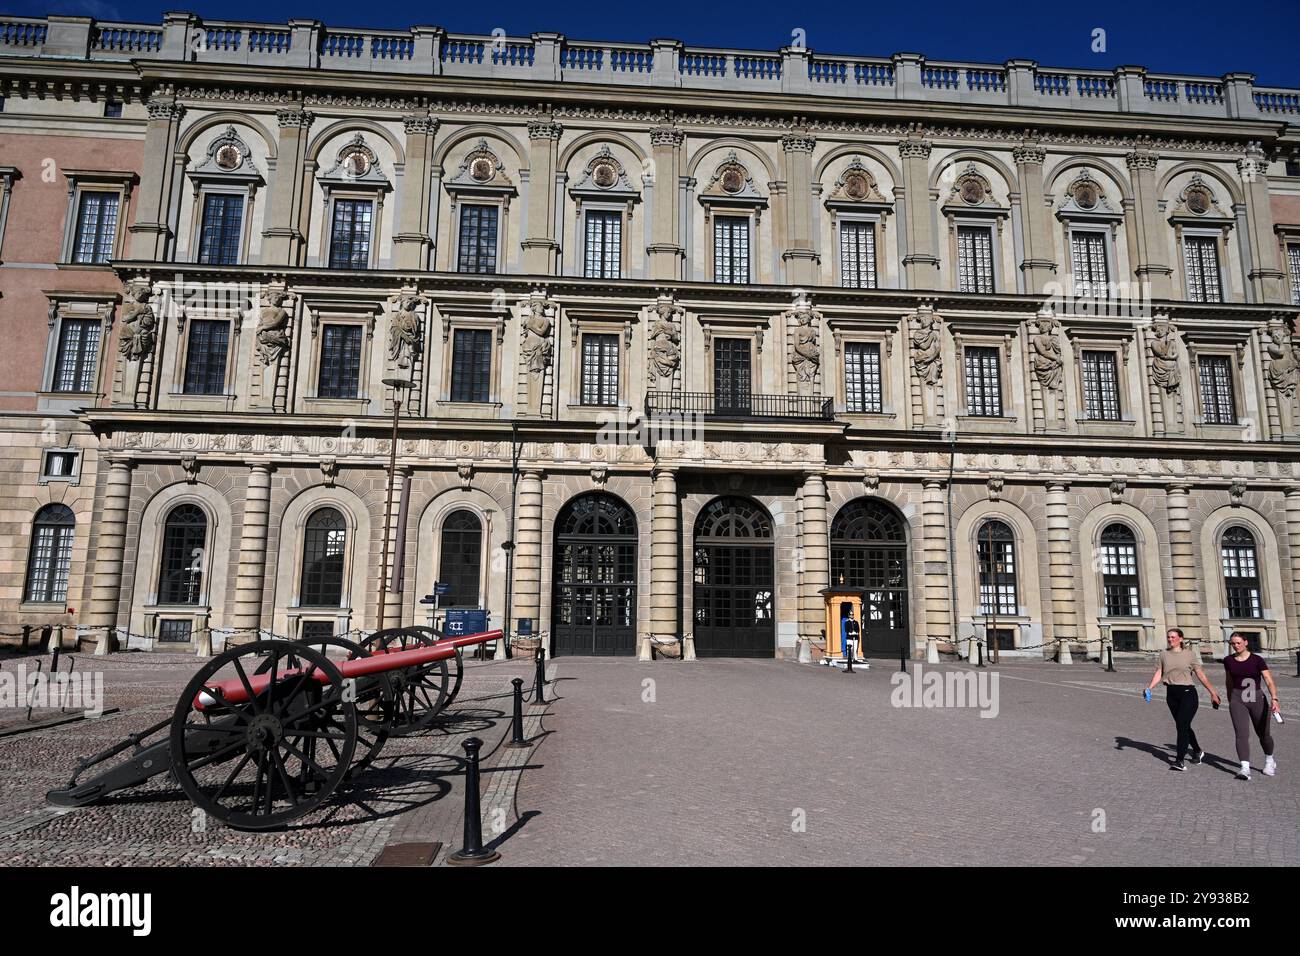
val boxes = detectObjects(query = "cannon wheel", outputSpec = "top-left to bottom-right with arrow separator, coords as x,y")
170,640 -> 357,831
358,627 -> 451,735
410,626 -> 465,710
288,635 -> 392,777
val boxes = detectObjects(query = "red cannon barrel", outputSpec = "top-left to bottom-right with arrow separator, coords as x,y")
195,630 -> 503,710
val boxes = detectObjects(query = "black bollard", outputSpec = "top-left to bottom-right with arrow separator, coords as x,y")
899,641 -> 906,673
844,639 -> 854,674
20,625 -> 30,655
447,737 -> 500,866
51,641 -> 61,673
534,648 -> 547,704
976,640 -> 984,668
1106,644 -> 1116,673
507,677 -> 528,748
1295,650 -> 1299,679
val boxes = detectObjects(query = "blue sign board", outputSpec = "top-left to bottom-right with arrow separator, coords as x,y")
516,618 -> 533,636
434,582 -> 452,595
444,609 -> 488,636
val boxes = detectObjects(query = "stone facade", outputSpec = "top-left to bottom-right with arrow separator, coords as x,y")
1,13 -> 1299,660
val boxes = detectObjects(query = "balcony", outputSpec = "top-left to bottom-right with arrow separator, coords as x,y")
645,391 -> 834,422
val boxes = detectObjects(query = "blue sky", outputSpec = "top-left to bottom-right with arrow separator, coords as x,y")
13,0 -> 1300,87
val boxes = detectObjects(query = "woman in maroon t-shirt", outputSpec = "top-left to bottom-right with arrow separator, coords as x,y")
1221,632 -> 1280,780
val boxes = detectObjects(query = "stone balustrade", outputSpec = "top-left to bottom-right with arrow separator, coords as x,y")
1,12 -> 1295,122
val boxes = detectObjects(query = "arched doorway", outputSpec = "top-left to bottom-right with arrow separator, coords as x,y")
830,498 -> 908,657
552,493 -> 638,656
692,496 -> 775,658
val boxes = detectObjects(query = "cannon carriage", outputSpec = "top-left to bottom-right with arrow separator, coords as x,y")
47,626 -> 502,831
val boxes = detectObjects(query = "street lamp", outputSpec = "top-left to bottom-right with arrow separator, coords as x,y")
376,376 -> 413,633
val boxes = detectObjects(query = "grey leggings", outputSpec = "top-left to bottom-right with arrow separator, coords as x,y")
1228,691 -> 1275,762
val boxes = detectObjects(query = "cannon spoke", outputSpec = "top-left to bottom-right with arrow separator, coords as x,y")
212,751 -> 253,804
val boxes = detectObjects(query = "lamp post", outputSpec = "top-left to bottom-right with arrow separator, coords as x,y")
376,377 -> 413,634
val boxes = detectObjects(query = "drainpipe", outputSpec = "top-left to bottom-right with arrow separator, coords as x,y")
945,428 -> 959,657
502,420 -> 521,658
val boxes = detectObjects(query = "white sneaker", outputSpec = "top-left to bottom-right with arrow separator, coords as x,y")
1263,756 -> 1276,776
1236,762 -> 1251,780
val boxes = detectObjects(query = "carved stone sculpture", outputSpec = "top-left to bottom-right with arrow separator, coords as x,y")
386,292 -> 427,370
1028,312 -> 1063,392
255,291 -> 293,367
909,309 -> 943,386
118,283 -> 156,362
647,299 -> 682,383
1149,318 -> 1182,393
1265,322 -> 1299,436
520,295 -> 556,373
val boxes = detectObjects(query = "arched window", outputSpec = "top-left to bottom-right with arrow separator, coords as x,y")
977,520 -> 1017,615
1100,523 -> 1140,617
158,504 -> 207,605
300,507 -> 347,607
439,510 -> 482,608
24,504 -> 75,603
1221,526 -> 1262,619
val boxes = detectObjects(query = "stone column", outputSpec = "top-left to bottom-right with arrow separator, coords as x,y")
1284,487 -> 1300,651
231,462 -> 273,632
1044,482 -> 1079,651
898,134 -> 939,289
126,99 -> 185,260
800,472 -> 830,654
920,479 -> 950,656
1238,144 -> 1287,303
514,470 -> 544,637
780,128 -> 818,286
648,468 -> 679,660
1124,148 -> 1173,300
1164,483 -> 1203,646
1012,140 -> 1057,295
394,114 -> 439,270
648,126 -> 685,280
261,107 -> 315,266
87,458 -> 133,639
522,118 -> 563,275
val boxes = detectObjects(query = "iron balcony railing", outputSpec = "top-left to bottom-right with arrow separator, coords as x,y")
645,391 -> 835,422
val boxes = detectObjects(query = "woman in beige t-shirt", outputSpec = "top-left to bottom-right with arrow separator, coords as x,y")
1145,627 -> 1221,771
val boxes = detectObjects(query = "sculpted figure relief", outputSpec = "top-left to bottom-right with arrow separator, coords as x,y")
1028,313 -> 1064,391
520,295 -> 556,373
909,309 -> 943,386
1265,324 -> 1298,397
1148,318 -> 1182,392
255,291 -> 293,367
790,310 -> 821,384
648,300 -> 682,382
118,284 -> 156,362
386,292 -> 428,370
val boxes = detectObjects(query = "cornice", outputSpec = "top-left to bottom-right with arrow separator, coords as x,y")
30,60 -> 1275,153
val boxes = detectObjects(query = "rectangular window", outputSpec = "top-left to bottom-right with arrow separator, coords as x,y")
52,319 -> 101,393
42,451 -> 79,478
1070,231 -> 1109,297
1198,355 -> 1237,425
964,346 -> 1002,417
450,329 -> 493,403
196,193 -> 244,266
104,101 -> 123,118
839,222 -> 877,289
1080,350 -> 1122,421
24,524 -> 73,603
71,191 -> 120,264
580,333 -> 620,406
457,204 -> 499,274
183,320 -> 230,395
157,619 -> 193,643
317,325 -> 363,399
301,620 -> 335,641
1287,244 -> 1300,306
328,198 -> 373,269
844,342 -> 883,414
713,216 -> 750,284
584,211 -> 622,279
1183,235 -> 1222,302
956,226 -> 994,293
1102,545 -> 1141,617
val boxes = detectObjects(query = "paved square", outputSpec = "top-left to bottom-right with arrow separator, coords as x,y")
505,657 -> 1299,866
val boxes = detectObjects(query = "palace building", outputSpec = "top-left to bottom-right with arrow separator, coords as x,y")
1,13 -> 1299,660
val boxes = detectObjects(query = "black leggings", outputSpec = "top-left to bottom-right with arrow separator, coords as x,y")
1228,691 -> 1275,762
1165,685 -> 1201,763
